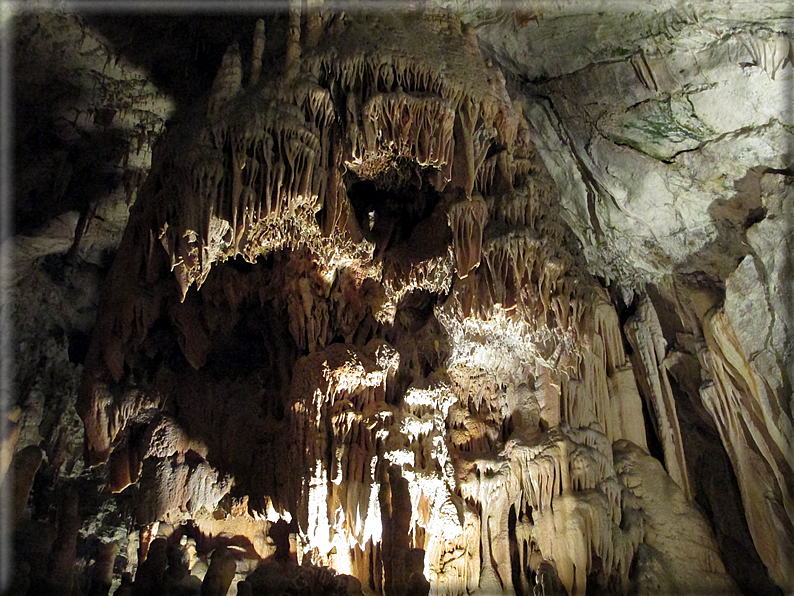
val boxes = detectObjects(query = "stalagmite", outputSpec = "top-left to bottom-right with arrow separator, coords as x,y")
0,407 -> 21,488
613,440 -> 740,595
87,542 -> 118,596
201,546 -> 237,596
208,43 -> 242,119
249,19 -> 266,87
45,489 -> 81,596
9,445 -> 43,524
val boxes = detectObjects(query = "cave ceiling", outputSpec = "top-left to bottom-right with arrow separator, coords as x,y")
3,2 -> 794,596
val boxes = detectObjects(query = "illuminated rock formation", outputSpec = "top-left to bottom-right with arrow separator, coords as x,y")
67,9 -> 743,595
8,4 -> 793,596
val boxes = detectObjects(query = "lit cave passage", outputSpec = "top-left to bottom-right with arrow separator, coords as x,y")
6,5 -> 794,596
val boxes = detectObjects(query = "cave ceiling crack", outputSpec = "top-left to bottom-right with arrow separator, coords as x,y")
592,115 -> 787,165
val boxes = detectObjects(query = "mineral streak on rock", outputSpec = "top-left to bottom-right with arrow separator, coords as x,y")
700,302 -> 794,590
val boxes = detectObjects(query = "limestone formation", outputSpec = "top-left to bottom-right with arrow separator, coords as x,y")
8,5 -> 793,596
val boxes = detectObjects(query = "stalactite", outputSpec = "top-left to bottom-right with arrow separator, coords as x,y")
285,0 -> 302,82
738,31 -> 792,80
303,0 -> 325,49
447,195 -> 488,278
452,98 -> 477,198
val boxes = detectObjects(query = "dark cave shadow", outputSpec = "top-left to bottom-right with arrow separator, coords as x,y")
13,7 -> 304,240
13,67 -> 131,236
13,10 -> 292,237
80,12 -> 289,111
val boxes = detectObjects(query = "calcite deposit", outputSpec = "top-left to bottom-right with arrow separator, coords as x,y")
6,3 -> 793,596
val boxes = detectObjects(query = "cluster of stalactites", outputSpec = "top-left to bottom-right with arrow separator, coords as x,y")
155,98 -> 336,300
508,301 -> 652,595
288,342 -> 398,543
304,14 -> 524,195
442,177 -> 586,353
446,372 -> 512,454
286,341 -> 467,589
483,230 -> 569,319
530,487 -> 644,596
148,24 -> 356,301
143,11 -> 530,302
498,426 -> 618,519
355,92 -> 456,176
307,48 -> 507,126
448,380 -> 647,596
449,417 -> 641,596
381,253 -> 453,319
287,340 -> 476,593
559,291 -> 649,450
451,224 -> 582,343
437,276 -> 656,595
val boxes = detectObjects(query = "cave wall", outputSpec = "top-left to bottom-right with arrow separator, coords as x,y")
3,4 -> 793,596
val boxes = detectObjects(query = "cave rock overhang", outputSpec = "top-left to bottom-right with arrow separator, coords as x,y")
145,10 -> 529,302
